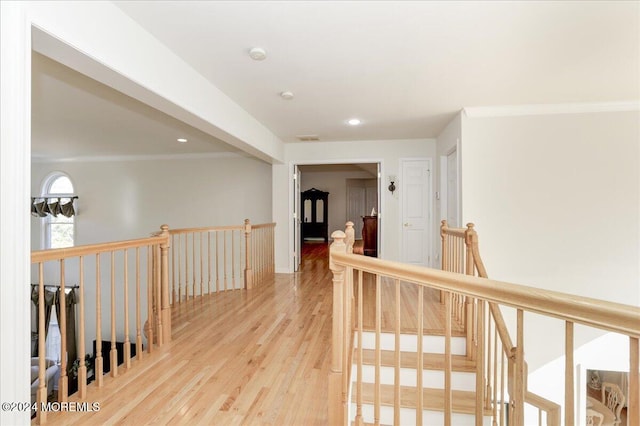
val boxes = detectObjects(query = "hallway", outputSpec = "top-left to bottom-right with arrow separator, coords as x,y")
41,242 -> 459,425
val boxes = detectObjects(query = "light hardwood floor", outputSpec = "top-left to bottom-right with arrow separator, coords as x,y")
40,242 -> 460,425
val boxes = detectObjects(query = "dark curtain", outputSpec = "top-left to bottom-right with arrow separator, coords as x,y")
55,289 -> 78,376
31,287 -> 57,357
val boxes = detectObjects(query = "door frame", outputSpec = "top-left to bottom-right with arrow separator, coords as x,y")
399,157 -> 433,267
439,145 -> 461,229
288,158 -> 384,273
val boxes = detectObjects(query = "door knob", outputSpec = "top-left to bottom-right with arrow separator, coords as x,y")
404,223 -> 411,227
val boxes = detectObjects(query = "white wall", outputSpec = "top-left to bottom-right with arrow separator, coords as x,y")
31,155 -> 272,248
29,155 -> 272,364
301,170 -> 376,241
460,109 -> 640,372
435,113 -> 462,265
273,139 -> 435,272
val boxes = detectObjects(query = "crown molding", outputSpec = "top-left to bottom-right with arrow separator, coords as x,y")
31,151 -> 246,164
463,101 -> 640,118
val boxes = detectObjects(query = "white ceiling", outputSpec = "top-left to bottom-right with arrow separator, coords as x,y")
32,1 -> 639,159
31,52 -> 240,160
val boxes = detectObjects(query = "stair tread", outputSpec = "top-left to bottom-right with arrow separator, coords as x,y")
357,349 -> 476,372
354,383 -> 491,415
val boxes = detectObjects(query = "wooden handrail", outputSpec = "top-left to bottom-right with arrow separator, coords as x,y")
32,235 -> 168,262
168,224 -> 243,234
331,251 -> 640,337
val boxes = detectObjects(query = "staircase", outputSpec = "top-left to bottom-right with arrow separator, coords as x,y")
350,331 -> 492,425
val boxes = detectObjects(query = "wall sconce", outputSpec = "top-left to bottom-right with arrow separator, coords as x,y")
388,176 -> 396,194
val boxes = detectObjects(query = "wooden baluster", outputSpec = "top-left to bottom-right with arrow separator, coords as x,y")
492,320 -> 498,424
200,232 -> 204,297
394,279 -> 401,425
95,254 -> 103,386
342,265 -> 352,416
124,249 -> 131,369
485,307 -> 492,409
224,230 -> 228,291
629,337 -> 639,426
192,232 -> 196,298
147,246 -> 153,353
136,247 -> 143,361
171,234 -> 176,305
110,251 -> 118,378
232,229 -> 236,289
444,290 -> 452,426
78,255 -> 87,398
356,270 -> 364,426
57,260 -> 68,402
155,244 -> 164,346
216,231 -> 220,292
500,347 -> 506,426
475,300 -> 485,425
208,232 -> 212,295
565,321 -> 574,426
159,225 -> 171,344
417,284 -> 424,426
183,233 -> 188,300
513,309 -> 525,425
36,263 -> 47,423
177,233 -> 182,303
328,230 -> 346,425
244,219 -> 253,290
375,274 -> 381,425
253,228 -> 257,285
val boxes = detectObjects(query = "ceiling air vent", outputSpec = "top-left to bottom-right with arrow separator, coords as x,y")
296,135 -> 320,142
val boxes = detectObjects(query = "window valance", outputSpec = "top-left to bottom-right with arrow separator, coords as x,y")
31,196 -> 78,218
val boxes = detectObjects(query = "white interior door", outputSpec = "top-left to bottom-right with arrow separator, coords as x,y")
294,165 -> 301,271
447,149 -> 458,227
401,159 -> 431,266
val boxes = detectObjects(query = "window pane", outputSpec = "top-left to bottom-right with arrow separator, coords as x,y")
49,176 -> 73,194
50,223 -> 74,248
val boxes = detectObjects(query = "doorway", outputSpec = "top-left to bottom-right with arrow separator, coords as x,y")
293,162 -> 380,271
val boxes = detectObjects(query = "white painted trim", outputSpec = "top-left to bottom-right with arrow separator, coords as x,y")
0,3 -> 31,423
463,100 -> 640,118
31,151 -> 245,164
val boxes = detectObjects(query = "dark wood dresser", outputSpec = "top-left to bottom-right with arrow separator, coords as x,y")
362,215 -> 378,257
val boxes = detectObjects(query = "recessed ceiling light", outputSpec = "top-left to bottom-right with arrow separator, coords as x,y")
348,118 -> 361,126
248,47 -> 267,61
280,91 -> 294,100
177,138 -> 187,143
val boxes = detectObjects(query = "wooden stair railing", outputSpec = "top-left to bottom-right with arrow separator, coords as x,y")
167,220 -> 275,304
441,220 -> 561,425
30,220 -> 275,424
329,222 -> 640,426
31,225 -> 171,424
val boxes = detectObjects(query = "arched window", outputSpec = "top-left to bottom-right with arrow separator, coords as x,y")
41,173 -> 75,249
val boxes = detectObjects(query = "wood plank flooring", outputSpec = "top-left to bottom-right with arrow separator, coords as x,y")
40,243 -> 462,425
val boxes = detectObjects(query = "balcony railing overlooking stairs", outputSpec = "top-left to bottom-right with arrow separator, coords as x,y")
30,220 -> 274,424
328,221 -> 640,426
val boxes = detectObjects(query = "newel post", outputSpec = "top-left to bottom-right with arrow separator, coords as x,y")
329,230 -> 347,425
244,219 -> 254,289
159,224 -> 171,344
